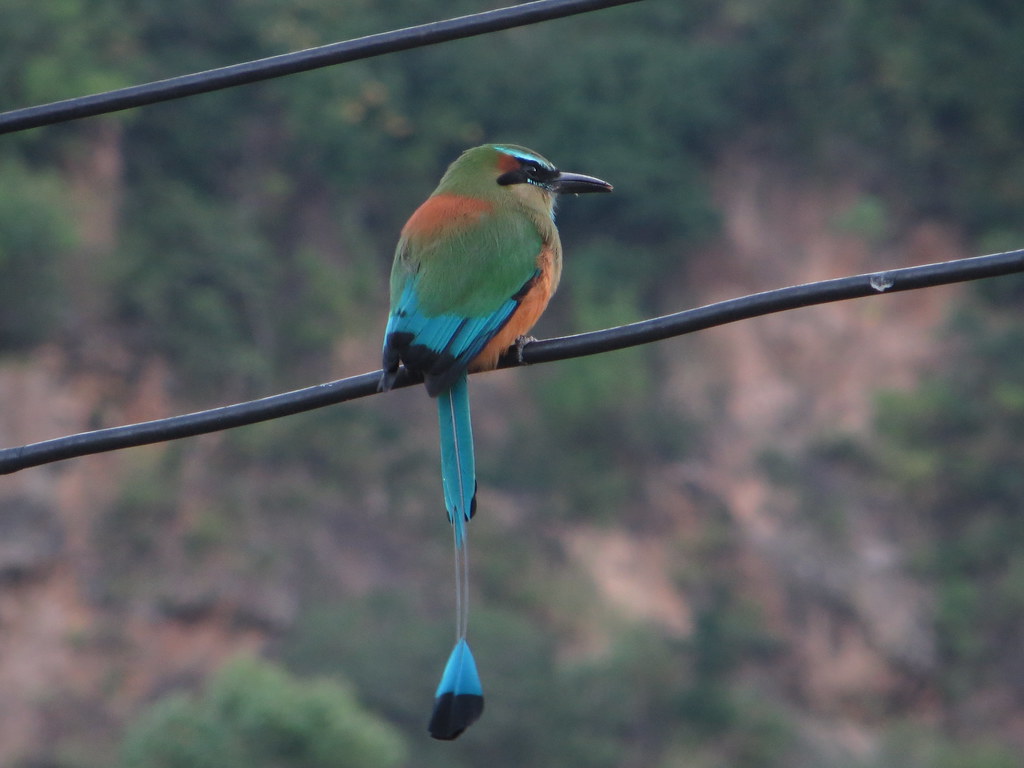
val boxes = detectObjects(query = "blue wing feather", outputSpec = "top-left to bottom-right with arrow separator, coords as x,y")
384,279 -> 517,362
382,273 -> 535,396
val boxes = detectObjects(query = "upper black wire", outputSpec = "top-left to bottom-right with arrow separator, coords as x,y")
0,0 -> 644,134
2,248 -> 1022,475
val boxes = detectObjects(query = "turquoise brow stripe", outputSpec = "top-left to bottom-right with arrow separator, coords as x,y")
492,145 -> 554,170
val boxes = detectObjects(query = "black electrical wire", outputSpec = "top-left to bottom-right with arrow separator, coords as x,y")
0,0 -> 644,135
512,248 -> 1024,365
2,248 -> 1022,475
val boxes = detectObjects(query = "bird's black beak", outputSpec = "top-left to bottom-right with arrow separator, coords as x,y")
550,171 -> 613,195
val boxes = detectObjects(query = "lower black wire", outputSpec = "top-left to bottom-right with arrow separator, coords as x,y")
1,248 -> 1022,475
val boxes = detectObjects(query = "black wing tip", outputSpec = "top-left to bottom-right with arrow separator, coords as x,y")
428,692 -> 485,740
380,334 -> 408,392
423,373 -> 447,398
385,337 -> 458,397
423,364 -> 463,397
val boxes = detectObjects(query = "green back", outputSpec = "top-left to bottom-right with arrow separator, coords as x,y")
391,145 -> 560,318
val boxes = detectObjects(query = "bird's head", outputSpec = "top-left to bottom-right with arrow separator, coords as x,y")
435,144 -> 612,213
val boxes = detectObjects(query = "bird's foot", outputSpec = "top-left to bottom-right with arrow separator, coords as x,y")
514,335 -> 538,364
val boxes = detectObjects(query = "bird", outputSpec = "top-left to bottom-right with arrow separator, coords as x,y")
378,144 -> 612,739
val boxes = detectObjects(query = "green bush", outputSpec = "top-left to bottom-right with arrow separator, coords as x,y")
118,655 -> 407,768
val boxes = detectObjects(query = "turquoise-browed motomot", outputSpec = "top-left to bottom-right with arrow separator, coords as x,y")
379,144 -> 611,740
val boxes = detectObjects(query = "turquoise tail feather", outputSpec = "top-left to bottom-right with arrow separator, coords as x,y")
429,638 -> 484,740
436,372 -> 476,548
432,372 -> 483,739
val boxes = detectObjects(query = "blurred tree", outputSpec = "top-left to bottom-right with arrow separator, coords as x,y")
745,0 -> 1024,236
117,655 -> 407,768
0,0 -> 130,108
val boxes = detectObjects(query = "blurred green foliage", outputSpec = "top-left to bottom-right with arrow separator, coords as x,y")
0,161 -> 75,350
4,0 -> 1022,384
0,0 -> 131,110
861,724 -> 1022,768
279,583 -> 788,768
4,0 -> 1024,384
743,0 -> 1024,235
117,655 -> 407,768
